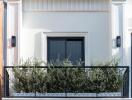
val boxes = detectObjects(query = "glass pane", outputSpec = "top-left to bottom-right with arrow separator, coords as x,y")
66,40 -> 83,65
48,39 -> 65,62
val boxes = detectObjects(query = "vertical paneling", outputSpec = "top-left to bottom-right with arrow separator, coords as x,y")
23,0 -> 110,12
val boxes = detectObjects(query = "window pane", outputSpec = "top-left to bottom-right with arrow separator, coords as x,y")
48,37 -> 84,65
48,38 -> 65,62
66,39 -> 83,65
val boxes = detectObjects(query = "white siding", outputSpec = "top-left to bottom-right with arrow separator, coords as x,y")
22,0 -> 110,12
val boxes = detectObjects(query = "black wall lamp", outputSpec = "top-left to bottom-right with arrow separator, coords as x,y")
116,36 -> 121,47
11,36 -> 16,47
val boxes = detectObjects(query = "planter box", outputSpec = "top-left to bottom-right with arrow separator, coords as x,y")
97,92 -> 121,97
67,93 -> 96,97
12,93 -> 35,96
12,92 -> 122,97
36,93 -> 66,97
12,93 -> 66,97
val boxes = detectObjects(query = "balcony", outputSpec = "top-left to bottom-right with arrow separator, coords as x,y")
3,66 -> 129,98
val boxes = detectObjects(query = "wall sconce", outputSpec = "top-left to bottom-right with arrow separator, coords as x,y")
11,36 -> 16,47
116,36 -> 121,47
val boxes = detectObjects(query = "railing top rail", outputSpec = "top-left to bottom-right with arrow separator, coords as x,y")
4,66 -> 129,68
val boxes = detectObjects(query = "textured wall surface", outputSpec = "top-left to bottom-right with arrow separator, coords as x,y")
23,0 -> 110,12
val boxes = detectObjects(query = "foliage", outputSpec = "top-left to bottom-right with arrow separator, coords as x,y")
89,57 -> 122,93
12,58 -> 47,93
88,67 -> 122,93
12,58 -> 123,93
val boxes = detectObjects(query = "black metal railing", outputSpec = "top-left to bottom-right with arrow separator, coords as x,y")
4,66 -> 129,98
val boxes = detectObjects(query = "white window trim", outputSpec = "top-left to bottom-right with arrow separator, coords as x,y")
40,32 -> 90,66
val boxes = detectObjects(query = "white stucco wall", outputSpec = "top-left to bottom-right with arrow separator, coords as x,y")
6,0 -> 112,65
7,2 -> 20,65
124,0 -> 132,97
125,0 -> 132,67
111,1 -> 132,97
20,11 -> 111,65
123,0 -> 132,69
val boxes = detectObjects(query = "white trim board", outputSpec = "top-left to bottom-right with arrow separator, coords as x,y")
36,32 -> 91,66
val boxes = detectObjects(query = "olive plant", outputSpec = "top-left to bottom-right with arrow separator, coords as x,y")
12,58 -> 123,93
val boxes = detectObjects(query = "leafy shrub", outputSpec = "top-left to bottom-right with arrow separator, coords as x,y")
88,67 -> 122,93
12,58 -> 47,93
12,58 -> 123,93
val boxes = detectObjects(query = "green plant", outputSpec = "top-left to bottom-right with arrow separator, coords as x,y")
46,59 -> 86,93
12,58 -> 47,93
12,58 -> 123,93
88,67 -> 122,93
88,57 -> 122,93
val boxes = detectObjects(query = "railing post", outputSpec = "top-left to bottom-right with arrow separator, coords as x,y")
65,67 -> 67,97
3,67 -> 6,97
123,67 -> 129,98
4,67 -> 9,97
35,67 -> 36,97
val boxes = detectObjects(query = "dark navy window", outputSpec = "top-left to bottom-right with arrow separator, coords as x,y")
47,37 -> 84,64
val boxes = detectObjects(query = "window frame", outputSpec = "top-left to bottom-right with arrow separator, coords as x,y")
47,37 -> 85,64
